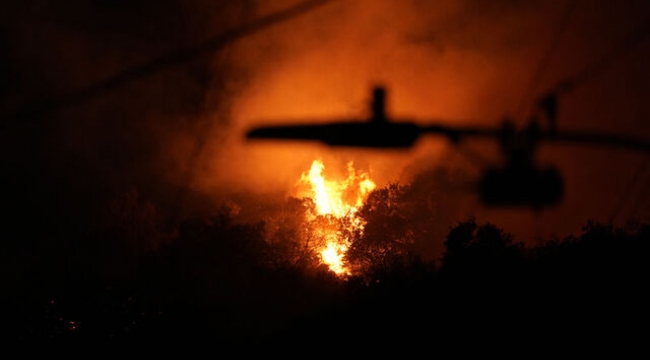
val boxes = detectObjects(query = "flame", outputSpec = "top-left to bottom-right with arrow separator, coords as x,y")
296,159 -> 376,275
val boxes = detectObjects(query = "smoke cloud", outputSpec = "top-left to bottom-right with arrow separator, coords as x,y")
2,0 -> 649,251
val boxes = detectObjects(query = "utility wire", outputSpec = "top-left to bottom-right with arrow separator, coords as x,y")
557,15 -> 650,225
4,0 -> 335,125
545,13 -> 650,98
609,158 -> 649,225
514,1 -> 578,121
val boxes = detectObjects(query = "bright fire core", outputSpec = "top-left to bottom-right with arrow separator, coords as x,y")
297,159 -> 376,275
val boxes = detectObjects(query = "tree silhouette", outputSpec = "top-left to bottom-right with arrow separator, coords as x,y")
263,196 -> 320,271
346,183 -> 416,279
11,181 -> 649,351
441,218 -> 525,280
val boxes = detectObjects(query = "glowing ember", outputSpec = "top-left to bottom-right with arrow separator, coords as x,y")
296,159 -> 376,275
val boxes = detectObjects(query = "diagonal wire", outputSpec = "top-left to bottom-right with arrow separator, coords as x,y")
4,0 -> 335,125
514,1 -> 579,121
550,13 -> 650,96
609,158 -> 649,225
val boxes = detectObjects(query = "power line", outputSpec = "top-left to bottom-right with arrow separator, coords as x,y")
609,158 -> 649,224
514,1 -> 578,121
545,13 -> 650,98
4,0 -> 335,125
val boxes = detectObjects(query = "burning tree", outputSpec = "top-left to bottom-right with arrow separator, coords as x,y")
261,158 -> 446,280
292,159 -> 376,276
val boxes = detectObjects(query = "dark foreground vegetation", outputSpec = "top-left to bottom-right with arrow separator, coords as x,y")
4,191 -> 648,353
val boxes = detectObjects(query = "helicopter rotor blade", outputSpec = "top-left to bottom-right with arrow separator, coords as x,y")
246,120 -> 423,148
248,119 -> 650,153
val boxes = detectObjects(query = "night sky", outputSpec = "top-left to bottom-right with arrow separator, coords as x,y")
2,0 -> 649,348
5,1 -> 649,245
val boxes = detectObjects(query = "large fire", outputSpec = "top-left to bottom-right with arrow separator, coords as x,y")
295,159 -> 376,275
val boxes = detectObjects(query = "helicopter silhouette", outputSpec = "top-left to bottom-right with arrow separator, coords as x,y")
247,87 -> 422,148
246,86 -> 650,209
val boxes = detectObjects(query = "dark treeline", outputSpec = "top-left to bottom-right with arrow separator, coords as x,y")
5,186 -> 648,352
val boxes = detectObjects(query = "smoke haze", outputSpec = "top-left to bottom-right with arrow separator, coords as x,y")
2,0 -> 650,255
